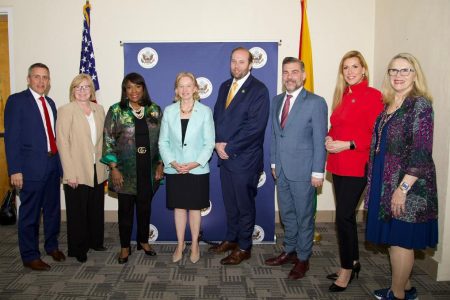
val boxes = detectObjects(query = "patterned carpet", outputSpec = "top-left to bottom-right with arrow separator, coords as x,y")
0,222 -> 449,300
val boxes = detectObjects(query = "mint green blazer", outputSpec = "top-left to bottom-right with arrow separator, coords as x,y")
158,101 -> 215,175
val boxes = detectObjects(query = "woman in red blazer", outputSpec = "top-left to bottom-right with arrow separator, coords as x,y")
325,51 -> 383,292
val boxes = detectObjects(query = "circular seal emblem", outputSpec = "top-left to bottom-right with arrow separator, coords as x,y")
196,77 -> 213,99
249,47 -> 268,69
257,171 -> 266,188
137,47 -> 158,69
252,225 -> 265,243
201,200 -> 212,217
148,224 -> 159,242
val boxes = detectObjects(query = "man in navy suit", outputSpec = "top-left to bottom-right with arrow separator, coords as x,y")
4,63 -> 65,271
265,57 -> 327,279
209,47 -> 270,265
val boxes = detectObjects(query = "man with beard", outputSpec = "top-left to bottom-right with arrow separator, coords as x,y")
265,57 -> 327,279
210,47 -> 270,265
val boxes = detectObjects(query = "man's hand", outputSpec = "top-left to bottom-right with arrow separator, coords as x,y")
215,142 -> 229,159
271,168 -> 277,180
11,173 -> 23,189
311,176 -> 323,188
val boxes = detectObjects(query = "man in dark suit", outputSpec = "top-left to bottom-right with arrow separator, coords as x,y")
209,47 -> 270,265
4,63 -> 65,271
265,57 -> 327,279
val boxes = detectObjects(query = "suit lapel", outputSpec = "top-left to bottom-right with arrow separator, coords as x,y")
27,90 -> 48,137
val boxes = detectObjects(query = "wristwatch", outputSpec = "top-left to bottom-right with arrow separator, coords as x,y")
349,140 -> 356,150
399,181 -> 410,194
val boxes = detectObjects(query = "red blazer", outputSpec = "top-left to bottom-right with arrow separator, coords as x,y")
326,80 -> 383,177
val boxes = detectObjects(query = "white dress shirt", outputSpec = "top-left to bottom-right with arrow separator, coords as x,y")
30,88 -> 55,152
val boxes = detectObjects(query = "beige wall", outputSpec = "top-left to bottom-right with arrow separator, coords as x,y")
374,0 -> 450,281
0,0 -> 376,212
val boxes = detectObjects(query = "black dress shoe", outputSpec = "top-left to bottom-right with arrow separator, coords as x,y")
91,246 -> 107,251
137,243 -> 157,256
76,254 -> 87,263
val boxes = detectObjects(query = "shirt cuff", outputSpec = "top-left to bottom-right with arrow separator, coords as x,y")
271,164 -> 275,169
312,172 -> 324,179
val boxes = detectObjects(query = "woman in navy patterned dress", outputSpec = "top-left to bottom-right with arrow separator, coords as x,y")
365,53 -> 438,300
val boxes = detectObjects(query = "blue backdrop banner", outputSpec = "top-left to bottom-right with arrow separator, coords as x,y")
123,42 -> 277,243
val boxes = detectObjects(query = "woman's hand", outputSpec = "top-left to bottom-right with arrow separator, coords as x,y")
155,162 -> 164,181
111,168 -> 124,190
391,188 -> 406,217
67,178 -> 79,189
326,140 -> 351,153
179,162 -> 200,173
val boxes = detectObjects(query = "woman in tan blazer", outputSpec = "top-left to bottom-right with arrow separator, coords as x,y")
56,74 -> 107,263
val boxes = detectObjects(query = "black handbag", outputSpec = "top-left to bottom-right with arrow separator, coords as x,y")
0,189 -> 17,225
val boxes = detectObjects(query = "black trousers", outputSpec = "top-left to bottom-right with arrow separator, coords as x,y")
117,164 -> 153,248
64,166 -> 105,257
332,174 -> 367,269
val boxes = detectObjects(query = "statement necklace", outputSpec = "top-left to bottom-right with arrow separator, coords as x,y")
374,99 -> 404,154
129,103 -> 144,119
180,101 -> 194,114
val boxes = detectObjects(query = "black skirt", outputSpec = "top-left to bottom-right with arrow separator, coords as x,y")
166,173 -> 210,210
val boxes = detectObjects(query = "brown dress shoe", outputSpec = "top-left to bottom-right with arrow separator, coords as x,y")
265,251 -> 299,266
23,259 -> 51,271
48,250 -> 66,262
220,249 -> 251,265
288,260 -> 309,280
208,241 -> 238,254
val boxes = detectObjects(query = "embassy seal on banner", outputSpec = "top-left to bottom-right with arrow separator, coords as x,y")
123,42 -> 277,243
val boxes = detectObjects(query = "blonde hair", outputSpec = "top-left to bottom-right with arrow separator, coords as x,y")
381,53 -> 432,104
174,72 -> 200,101
69,74 -> 96,102
332,50 -> 369,111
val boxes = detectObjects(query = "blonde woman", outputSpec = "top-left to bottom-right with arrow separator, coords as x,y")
56,74 -> 107,263
365,53 -> 438,300
159,72 -> 215,264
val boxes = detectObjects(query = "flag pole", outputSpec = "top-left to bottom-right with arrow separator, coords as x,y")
299,0 -> 321,243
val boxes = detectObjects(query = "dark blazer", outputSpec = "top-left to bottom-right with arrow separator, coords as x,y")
4,89 -> 62,180
270,88 -> 328,181
213,74 -> 270,173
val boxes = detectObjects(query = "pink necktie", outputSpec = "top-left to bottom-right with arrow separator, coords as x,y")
39,96 -> 58,154
280,95 -> 292,129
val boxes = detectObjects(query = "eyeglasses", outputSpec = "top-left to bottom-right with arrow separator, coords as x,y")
74,85 -> 90,91
388,68 -> 415,76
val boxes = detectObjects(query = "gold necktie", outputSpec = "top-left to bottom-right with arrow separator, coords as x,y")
225,82 -> 238,109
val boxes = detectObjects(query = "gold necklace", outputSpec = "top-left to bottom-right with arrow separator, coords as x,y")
180,101 -> 194,114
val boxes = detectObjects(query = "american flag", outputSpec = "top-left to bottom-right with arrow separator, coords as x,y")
79,1 -> 100,92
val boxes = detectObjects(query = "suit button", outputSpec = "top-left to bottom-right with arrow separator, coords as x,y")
184,144 -> 187,146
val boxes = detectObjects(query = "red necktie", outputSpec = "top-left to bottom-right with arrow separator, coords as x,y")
280,94 -> 292,129
39,96 -> 58,154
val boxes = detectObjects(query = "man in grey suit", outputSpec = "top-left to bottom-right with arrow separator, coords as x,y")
265,57 -> 327,280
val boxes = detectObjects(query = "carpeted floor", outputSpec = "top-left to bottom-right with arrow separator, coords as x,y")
0,222 -> 449,299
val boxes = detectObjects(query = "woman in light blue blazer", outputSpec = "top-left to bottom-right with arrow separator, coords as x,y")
159,72 -> 215,264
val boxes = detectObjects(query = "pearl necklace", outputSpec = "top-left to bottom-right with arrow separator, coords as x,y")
129,103 -> 144,119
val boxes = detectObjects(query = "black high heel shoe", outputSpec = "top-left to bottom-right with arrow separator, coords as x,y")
326,261 -> 361,280
118,247 -> 131,264
328,262 -> 361,292
352,262 -> 361,279
137,243 -> 157,256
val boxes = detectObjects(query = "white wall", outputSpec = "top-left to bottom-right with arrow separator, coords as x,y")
0,0 -> 377,211
374,0 -> 450,281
